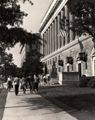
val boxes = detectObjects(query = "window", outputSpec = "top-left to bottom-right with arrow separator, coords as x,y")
72,65 -> 73,71
53,58 -> 54,62
48,60 -> 49,65
58,55 -> 60,60
67,66 -> 69,72
50,59 -> 51,64
85,62 -> 87,69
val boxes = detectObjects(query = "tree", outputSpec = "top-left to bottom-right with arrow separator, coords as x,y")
22,48 -> 43,76
0,52 -> 13,80
0,0 -> 42,48
62,0 -> 95,42
9,64 -> 22,77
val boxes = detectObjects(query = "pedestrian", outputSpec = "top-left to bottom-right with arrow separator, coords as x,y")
26,75 -> 32,93
48,75 -> 50,86
43,75 -> 47,85
0,76 -> 4,88
7,76 -> 13,91
20,76 -> 26,94
30,75 -> 34,93
13,77 -> 20,95
33,74 -> 40,94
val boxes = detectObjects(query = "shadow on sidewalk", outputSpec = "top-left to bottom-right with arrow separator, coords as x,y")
1,87 -> 95,120
18,96 -> 63,113
17,93 -> 95,120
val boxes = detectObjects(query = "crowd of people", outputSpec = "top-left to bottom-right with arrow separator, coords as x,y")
7,74 -> 40,95
2,73 -> 51,96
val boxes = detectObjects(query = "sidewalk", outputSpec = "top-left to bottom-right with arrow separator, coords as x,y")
2,88 -> 76,120
2,87 -> 95,120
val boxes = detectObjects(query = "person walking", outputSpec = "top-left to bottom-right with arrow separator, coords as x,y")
30,75 -> 34,93
43,75 -> 47,85
0,76 -> 4,88
26,75 -> 32,93
7,76 -> 13,91
20,77 -> 26,94
33,74 -> 40,94
13,77 -> 20,95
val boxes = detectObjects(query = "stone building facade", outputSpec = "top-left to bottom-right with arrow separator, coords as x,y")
39,0 -> 95,79
20,44 -> 30,67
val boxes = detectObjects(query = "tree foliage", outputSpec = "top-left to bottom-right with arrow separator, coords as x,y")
0,0 -> 42,48
22,48 -> 43,76
64,0 -> 95,41
1,52 -> 13,64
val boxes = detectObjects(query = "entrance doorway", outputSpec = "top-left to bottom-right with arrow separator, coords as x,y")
67,66 -> 69,72
78,63 -> 81,77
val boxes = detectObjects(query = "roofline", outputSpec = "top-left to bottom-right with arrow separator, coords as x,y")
39,0 -> 62,32
40,0 -> 54,23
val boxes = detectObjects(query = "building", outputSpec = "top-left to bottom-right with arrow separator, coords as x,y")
20,44 -> 30,67
20,33 -> 41,67
39,0 -> 95,83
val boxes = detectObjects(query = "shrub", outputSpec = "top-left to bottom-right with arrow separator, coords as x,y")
79,75 -> 88,87
88,78 -> 95,88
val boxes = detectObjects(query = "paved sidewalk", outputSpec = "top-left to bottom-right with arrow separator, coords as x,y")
0,88 -> 7,120
2,88 -> 76,120
2,87 -> 95,120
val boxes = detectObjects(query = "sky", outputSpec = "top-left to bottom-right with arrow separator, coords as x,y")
6,0 -> 53,67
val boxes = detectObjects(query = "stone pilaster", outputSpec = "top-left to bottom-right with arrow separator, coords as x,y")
52,21 -> 55,52
54,18 -> 57,50
61,9 -> 64,47
48,27 -> 50,54
57,14 -> 60,48
65,5 -> 69,44
69,13 -> 75,42
50,25 -> 52,53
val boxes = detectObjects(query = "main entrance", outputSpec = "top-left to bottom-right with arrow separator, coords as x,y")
78,63 -> 81,77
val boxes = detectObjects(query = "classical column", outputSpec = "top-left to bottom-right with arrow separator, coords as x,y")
61,7 -> 65,46
54,18 -> 57,50
65,5 -> 69,44
47,29 -> 49,55
57,14 -> 60,48
48,27 -> 50,54
51,22 -> 53,52
44,32 -> 46,56
43,34 -> 45,56
45,30 -> 47,55
60,10 -> 63,47
52,21 -> 55,52
53,21 -> 55,51
45,31 -> 47,55
49,25 -> 51,53
53,20 -> 55,51
56,17 -> 58,50
45,32 -> 47,56
50,24 -> 52,53
69,13 -> 75,42
45,31 -> 48,56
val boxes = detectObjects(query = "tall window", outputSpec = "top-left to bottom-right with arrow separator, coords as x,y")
67,66 -> 69,72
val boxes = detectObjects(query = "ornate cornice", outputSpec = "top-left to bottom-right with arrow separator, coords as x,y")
39,0 -> 62,32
